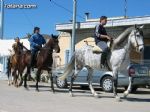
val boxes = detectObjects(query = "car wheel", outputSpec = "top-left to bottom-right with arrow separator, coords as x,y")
56,77 -> 67,88
101,76 -> 113,92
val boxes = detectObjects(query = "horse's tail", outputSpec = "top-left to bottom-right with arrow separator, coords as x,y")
59,53 -> 75,81
6,57 -> 11,78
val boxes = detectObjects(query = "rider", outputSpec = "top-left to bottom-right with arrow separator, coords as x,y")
94,16 -> 112,68
12,37 -> 27,54
10,37 -> 27,63
29,27 -> 46,69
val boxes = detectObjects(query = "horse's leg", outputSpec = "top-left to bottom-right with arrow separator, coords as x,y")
10,70 -> 14,85
124,76 -> 133,98
69,69 -> 80,97
12,68 -> 17,87
36,69 -> 41,92
86,66 -> 99,98
15,70 -> 19,87
24,66 -> 30,89
7,58 -> 11,86
18,72 -> 23,87
69,72 -> 76,97
112,68 -> 121,101
7,67 -> 11,86
48,70 -> 55,93
12,70 -> 15,85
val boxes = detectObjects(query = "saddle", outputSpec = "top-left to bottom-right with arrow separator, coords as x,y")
92,46 -> 102,54
92,45 -> 112,71
92,40 -> 113,54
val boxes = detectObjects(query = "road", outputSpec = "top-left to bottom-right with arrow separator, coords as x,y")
0,80 -> 150,112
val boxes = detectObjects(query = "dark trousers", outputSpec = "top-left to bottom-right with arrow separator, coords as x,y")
30,50 -> 38,67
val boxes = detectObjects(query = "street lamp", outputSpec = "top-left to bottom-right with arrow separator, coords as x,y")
71,0 -> 77,57
124,0 -> 127,18
0,0 -> 4,39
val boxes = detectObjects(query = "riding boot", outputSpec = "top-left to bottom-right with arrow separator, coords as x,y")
101,52 -> 107,68
101,48 -> 110,69
30,52 -> 35,71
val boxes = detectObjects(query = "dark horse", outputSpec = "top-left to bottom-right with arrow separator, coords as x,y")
18,35 -> 60,92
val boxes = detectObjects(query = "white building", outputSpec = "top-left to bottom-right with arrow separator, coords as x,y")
0,39 -> 30,79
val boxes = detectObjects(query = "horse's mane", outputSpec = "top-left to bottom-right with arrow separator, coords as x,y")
44,35 -> 59,47
45,37 -> 53,47
111,26 -> 135,50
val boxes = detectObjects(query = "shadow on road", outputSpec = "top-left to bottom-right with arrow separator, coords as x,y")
124,97 -> 150,102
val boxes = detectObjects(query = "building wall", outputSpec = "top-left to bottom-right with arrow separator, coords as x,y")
56,32 -> 71,66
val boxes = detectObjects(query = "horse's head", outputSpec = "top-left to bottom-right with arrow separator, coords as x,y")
52,35 -> 60,53
46,34 -> 60,53
13,42 -> 23,55
129,25 -> 144,53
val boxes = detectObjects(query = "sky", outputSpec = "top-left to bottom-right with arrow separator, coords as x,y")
1,0 -> 150,39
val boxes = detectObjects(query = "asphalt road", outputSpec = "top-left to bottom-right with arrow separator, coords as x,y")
0,80 -> 150,112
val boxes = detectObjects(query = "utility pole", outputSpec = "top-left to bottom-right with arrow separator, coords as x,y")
71,0 -> 77,57
0,0 -> 4,39
124,0 -> 127,18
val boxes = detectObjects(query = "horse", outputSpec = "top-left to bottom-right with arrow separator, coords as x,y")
7,42 -> 25,87
19,35 -> 60,92
59,25 -> 144,101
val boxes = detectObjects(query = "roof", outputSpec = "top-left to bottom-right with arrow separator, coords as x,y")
56,16 -> 150,31
0,39 -> 30,57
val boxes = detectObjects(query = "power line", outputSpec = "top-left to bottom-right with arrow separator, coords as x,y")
12,0 -> 34,27
49,0 -> 85,20
21,9 -> 34,27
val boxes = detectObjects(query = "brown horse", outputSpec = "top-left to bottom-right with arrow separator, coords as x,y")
7,42 -> 25,87
19,35 -> 60,92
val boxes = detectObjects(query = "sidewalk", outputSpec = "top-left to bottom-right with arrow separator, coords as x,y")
0,72 -> 7,80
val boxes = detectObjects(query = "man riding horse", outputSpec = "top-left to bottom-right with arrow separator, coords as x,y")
8,37 -> 27,86
10,37 -> 27,63
29,27 -> 46,70
94,16 -> 112,68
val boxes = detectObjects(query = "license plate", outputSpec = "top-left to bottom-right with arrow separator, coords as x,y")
138,68 -> 148,75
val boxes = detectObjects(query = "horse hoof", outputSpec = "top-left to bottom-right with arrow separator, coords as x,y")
8,82 -> 11,86
24,85 -> 27,88
36,89 -> 39,92
123,91 -> 128,98
69,92 -> 73,97
94,93 -> 100,98
24,87 -> 29,90
15,84 -> 18,88
115,96 -> 121,102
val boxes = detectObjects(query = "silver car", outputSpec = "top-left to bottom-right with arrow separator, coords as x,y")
53,63 -> 150,92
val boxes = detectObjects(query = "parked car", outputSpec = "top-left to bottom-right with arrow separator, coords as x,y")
53,63 -> 150,93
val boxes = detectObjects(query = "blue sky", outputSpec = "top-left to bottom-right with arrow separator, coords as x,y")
1,0 -> 150,39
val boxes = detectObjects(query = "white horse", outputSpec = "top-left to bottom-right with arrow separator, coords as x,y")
59,25 -> 144,101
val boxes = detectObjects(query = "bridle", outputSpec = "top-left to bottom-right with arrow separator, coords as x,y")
133,30 -> 144,48
42,38 -> 59,54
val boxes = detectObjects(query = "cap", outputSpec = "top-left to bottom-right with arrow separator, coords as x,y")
34,27 -> 40,31
14,37 -> 19,40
